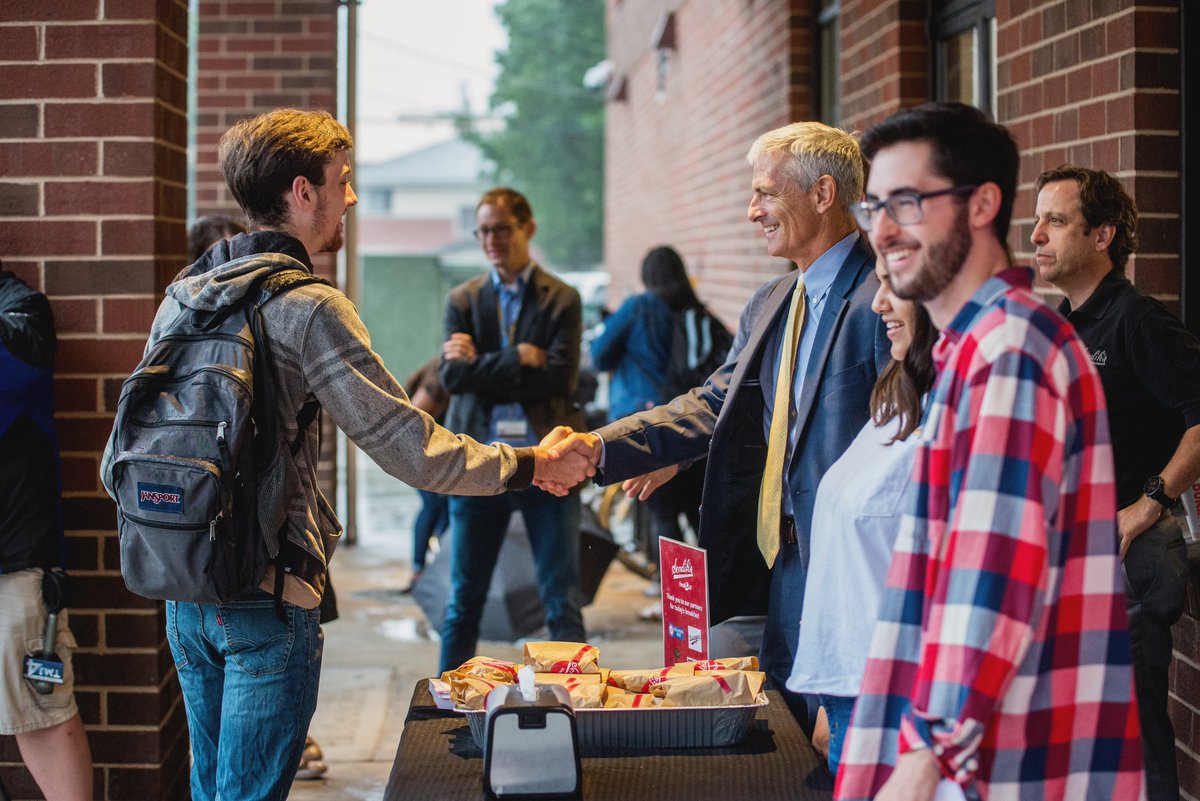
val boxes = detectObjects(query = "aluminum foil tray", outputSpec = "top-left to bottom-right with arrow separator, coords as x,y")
463,696 -> 768,750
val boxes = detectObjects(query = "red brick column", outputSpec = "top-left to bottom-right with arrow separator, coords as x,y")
0,1 -> 190,799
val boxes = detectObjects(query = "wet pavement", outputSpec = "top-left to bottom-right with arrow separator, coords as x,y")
288,454 -> 663,801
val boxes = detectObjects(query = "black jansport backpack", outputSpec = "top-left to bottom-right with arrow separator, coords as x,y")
107,263 -> 326,606
665,306 -> 733,398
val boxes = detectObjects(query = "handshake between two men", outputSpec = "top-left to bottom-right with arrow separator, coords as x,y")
441,333 -> 679,498
530,427 -> 681,500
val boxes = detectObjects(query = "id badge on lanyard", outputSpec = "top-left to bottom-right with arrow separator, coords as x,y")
491,405 -> 531,443
489,285 -> 535,445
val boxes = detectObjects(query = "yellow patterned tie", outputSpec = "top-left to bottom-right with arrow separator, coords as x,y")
757,277 -> 806,568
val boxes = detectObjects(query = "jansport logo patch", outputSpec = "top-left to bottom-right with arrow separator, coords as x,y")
137,483 -> 184,514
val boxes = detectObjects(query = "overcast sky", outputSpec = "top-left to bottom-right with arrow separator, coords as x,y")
354,0 -> 505,165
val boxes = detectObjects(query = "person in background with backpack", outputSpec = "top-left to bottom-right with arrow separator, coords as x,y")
100,109 -> 593,801
1,267 -> 94,801
590,246 -> 729,575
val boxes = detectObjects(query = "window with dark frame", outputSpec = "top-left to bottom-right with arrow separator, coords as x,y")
817,0 -> 840,126
931,0 -> 996,116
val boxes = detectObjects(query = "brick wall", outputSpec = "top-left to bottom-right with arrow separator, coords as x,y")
193,0 -> 338,220
1002,0 -> 1182,305
0,1 -> 191,799
839,0 -> 929,133
603,0 -> 815,326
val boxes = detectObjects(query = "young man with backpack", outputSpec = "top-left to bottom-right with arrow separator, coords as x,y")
100,108 -> 592,801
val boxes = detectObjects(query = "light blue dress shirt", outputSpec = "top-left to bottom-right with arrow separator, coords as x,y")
759,231 -> 860,518
488,264 -> 537,447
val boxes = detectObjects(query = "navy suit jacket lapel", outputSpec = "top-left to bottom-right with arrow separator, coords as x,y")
727,271 -> 799,403
793,240 -> 872,435
477,276 -> 502,352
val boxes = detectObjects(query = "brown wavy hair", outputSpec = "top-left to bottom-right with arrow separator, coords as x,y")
869,300 -> 937,443
218,109 -> 352,228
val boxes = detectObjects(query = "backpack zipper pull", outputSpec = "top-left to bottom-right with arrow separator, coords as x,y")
215,421 -> 230,470
203,515 -> 220,577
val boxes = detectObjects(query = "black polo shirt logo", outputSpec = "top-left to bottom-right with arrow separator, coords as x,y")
1089,349 -> 1108,367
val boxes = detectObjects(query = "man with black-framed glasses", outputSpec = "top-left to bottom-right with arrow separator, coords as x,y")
437,186 -> 587,673
835,103 -> 1144,801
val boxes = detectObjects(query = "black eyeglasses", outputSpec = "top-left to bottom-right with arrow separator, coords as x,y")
473,223 -> 514,241
852,185 -> 978,231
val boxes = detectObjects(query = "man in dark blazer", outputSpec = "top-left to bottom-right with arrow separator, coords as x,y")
437,186 -> 587,673
543,124 -> 889,724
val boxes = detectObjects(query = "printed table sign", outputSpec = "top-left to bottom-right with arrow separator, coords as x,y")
658,537 -> 709,666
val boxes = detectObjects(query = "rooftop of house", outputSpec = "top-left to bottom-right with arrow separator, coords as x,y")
356,138 -> 487,189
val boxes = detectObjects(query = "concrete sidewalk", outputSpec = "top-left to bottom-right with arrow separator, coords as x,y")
288,457 -> 663,801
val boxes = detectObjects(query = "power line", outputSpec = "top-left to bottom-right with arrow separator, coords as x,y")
362,32 -> 492,78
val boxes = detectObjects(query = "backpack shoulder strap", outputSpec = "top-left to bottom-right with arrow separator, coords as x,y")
257,268 -> 331,307
292,399 -> 320,456
245,268 -> 328,440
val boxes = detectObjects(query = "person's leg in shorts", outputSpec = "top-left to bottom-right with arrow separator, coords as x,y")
0,568 -> 93,801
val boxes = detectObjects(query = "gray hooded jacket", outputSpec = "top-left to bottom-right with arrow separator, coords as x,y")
102,231 -> 533,607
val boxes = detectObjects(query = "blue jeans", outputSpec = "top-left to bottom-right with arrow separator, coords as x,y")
818,694 -> 856,777
413,489 -> 449,572
439,487 -> 585,673
166,592 -> 324,801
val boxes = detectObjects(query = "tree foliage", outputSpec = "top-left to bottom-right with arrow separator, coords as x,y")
459,0 -> 605,269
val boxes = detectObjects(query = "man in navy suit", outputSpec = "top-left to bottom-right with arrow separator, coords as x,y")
544,123 -> 889,725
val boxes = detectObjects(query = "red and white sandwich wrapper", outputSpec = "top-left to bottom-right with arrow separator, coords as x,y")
441,656 -> 520,685
651,671 -> 765,707
523,641 -> 601,674
448,674 -> 500,710
690,656 -> 759,672
607,663 -> 695,694
603,688 -> 661,708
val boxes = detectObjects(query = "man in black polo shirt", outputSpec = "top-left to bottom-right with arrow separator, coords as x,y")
1033,165 -> 1200,801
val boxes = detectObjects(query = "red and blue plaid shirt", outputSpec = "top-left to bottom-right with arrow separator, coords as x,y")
835,268 -> 1144,801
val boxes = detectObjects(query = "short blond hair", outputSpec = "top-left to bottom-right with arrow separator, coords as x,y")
746,122 -> 864,212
